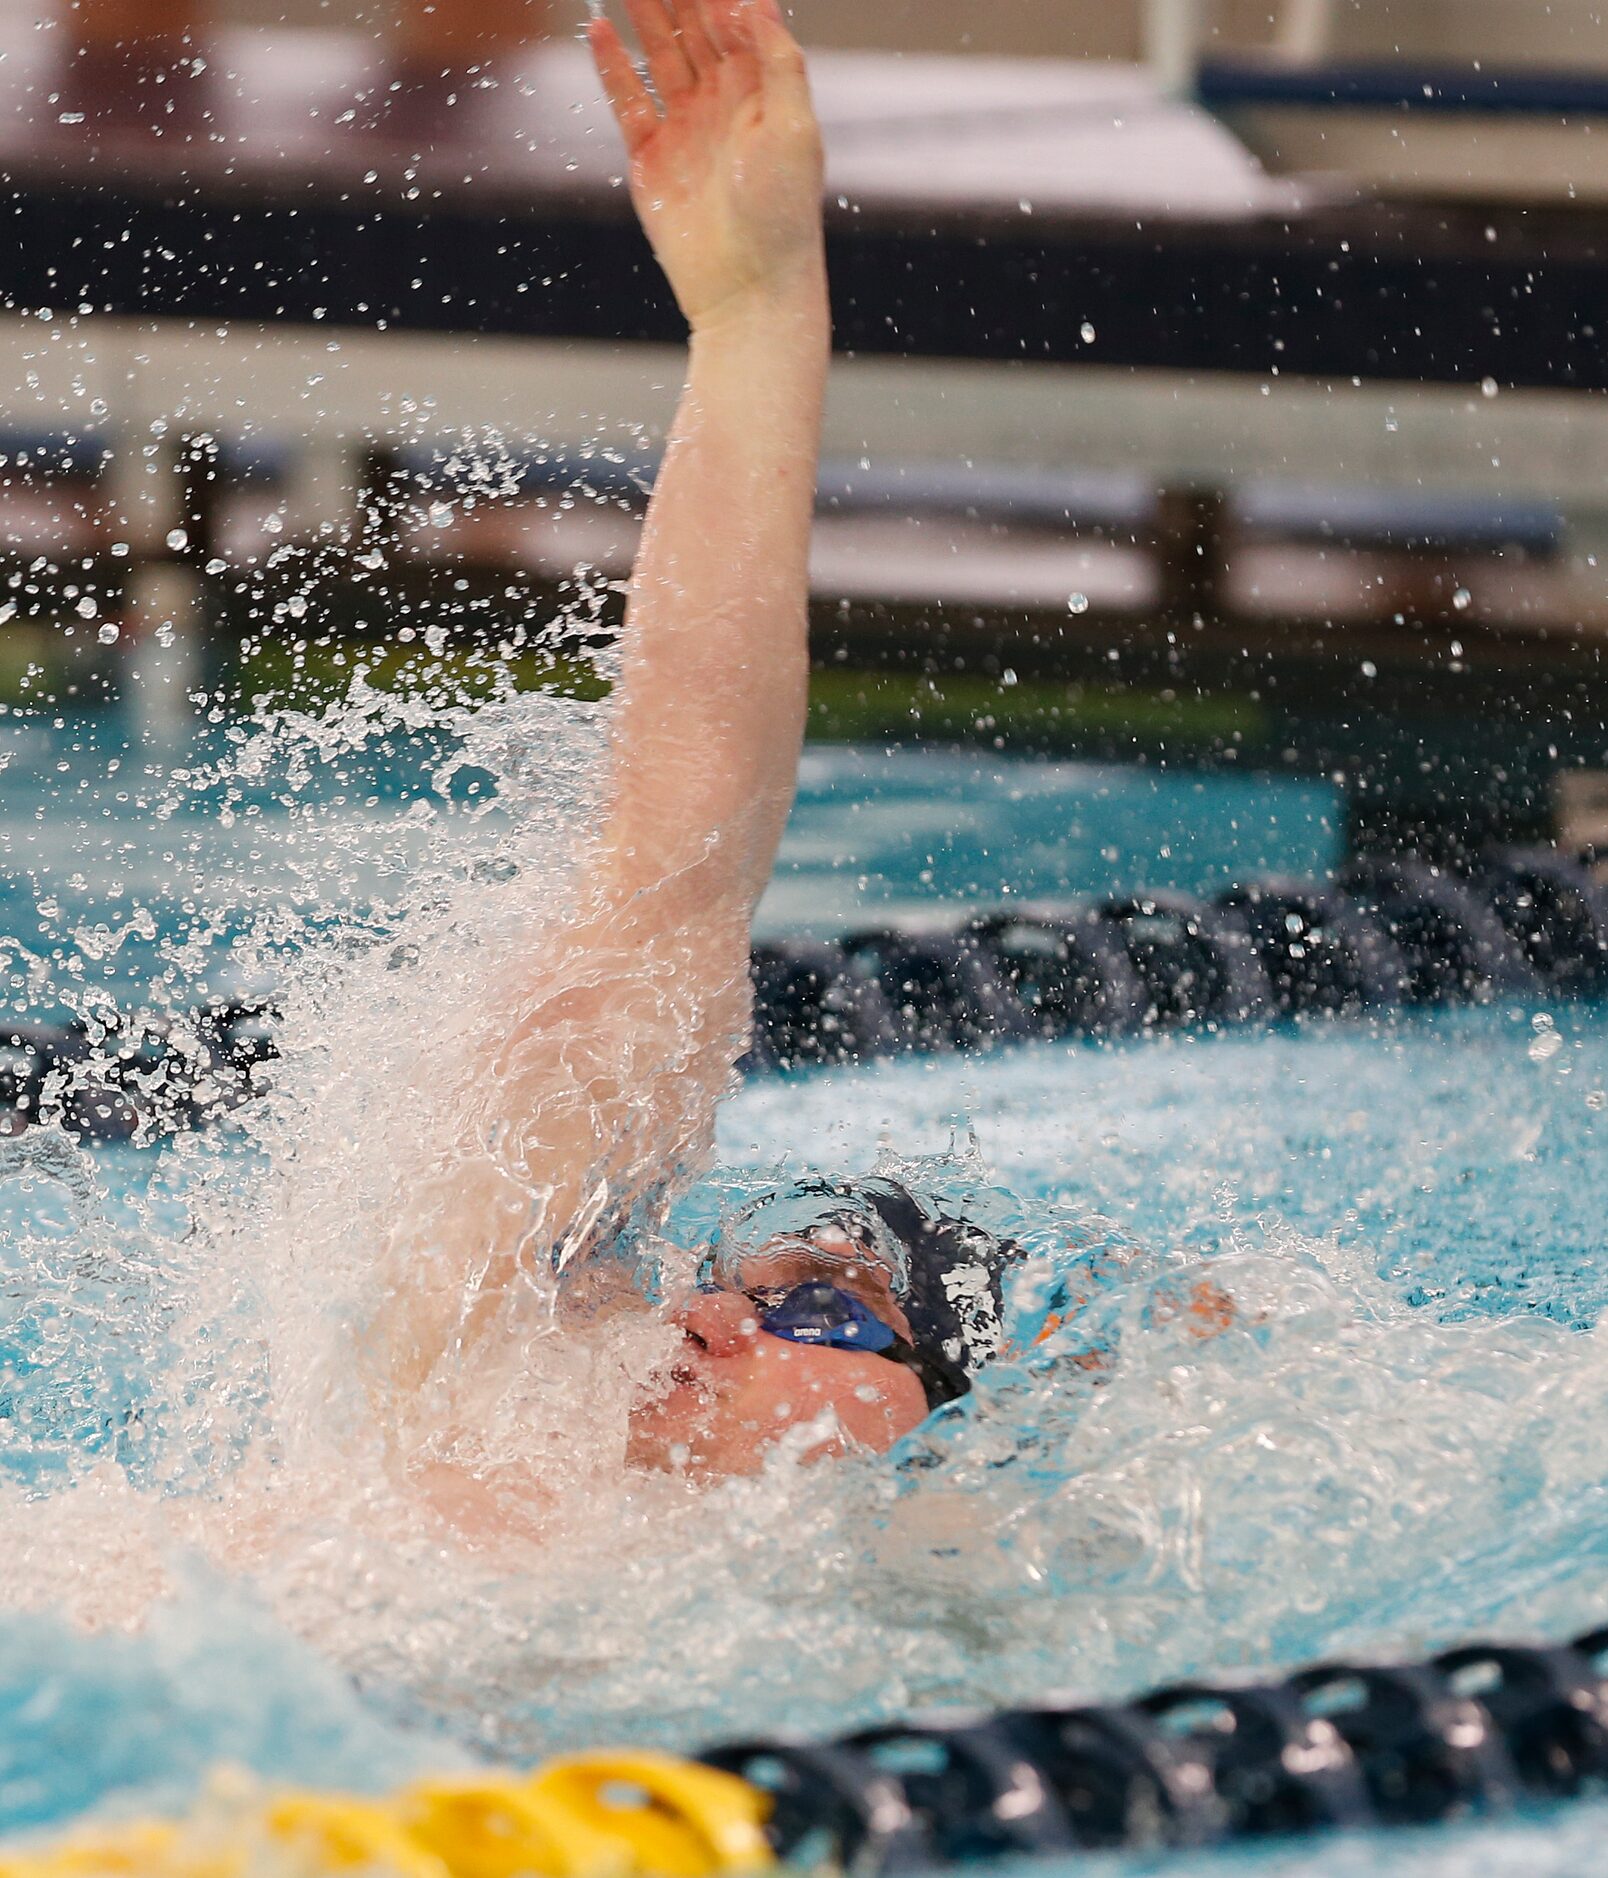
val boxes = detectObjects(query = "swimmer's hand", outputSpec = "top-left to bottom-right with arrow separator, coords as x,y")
590,0 -> 825,332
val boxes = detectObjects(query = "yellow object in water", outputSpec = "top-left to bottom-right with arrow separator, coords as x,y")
527,1754 -> 774,1878
0,1748 -> 775,1878
0,1797 -> 450,1878
259,1793 -> 453,1875
400,1774 -> 637,1878
0,1821 -> 221,1877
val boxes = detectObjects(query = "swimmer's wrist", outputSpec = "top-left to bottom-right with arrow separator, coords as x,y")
686,258 -> 831,347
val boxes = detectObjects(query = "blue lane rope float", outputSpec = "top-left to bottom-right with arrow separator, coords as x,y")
10,1626 -> 1608,1871
4,846 -> 1607,1139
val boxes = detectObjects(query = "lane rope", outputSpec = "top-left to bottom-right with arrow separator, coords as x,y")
8,846 -> 1605,1142
8,1627 -> 1608,1872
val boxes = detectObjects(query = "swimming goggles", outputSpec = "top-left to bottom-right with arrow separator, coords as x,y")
748,1279 -> 971,1415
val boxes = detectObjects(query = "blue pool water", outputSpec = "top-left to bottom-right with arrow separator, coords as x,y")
3,702 -> 1608,1875
0,709 -> 1339,1014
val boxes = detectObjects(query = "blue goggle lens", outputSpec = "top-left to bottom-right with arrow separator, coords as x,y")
750,1280 -> 900,1356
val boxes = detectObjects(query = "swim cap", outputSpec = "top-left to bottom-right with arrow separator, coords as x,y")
850,1179 -> 1024,1378
708,1176 -> 1024,1381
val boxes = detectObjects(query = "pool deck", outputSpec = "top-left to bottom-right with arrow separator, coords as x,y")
2,21 -> 1606,848
0,25 -> 1602,391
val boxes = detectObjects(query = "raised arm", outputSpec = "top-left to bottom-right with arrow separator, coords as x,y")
590,0 -> 829,914
369,0 -> 829,1432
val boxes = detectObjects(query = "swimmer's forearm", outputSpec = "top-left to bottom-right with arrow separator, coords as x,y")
602,269 -> 830,908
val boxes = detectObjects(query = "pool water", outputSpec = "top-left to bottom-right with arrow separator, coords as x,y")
3,700 -> 1608,1876
0,709 -> 1338,1015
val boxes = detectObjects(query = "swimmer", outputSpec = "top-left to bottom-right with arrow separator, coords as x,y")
368,0 -> 952,1526
368,0 -> 1237,1533
625,1179 -> 1016,1480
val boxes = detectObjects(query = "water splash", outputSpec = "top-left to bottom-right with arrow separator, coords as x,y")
3,664 -> 1608,1875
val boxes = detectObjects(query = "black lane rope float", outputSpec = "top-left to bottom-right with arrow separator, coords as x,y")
748,845 -> 1608,1070
700,1623 -> 1608,1866
0,1001 -> 274,1144
4,845 -> 1606,1141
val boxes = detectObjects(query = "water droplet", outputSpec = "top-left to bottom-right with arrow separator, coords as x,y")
96,622 -> 120,645
1080,322 -> 1096,344
1452,588 -> 1472,611
75,597 -> 97,619
1067,593 -> 1089,615
164,528 -> 187,552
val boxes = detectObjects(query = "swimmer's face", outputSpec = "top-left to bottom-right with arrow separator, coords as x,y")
625,1228 -> 929,1478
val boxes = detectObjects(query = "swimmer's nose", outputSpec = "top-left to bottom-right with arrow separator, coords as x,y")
676,1289 -> 763,1356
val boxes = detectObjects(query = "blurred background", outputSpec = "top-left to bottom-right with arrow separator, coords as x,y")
1,0 -> 1606,858
148,0 -> 1608,66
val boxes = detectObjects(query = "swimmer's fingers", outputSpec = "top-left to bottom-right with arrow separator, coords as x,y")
708,0 -> 763,89
664,0 -> 720,79
749,0 -> 810,100
623,0 -> 694,103
590,17 -> 661,155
